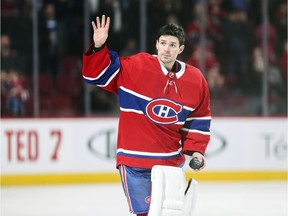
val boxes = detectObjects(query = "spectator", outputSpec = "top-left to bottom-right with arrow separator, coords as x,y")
120,38 -> 139,56
3,69 -> 29,116
271,0 -> 287,55
185,2 -> 208,50
254,21 -> 278,65
185,42 -> 218,73
13,0 -> 33,76
56,0 -> 83,55
184,1 -> 224,61
250,46 -> 284,95
90,86 -> 119,115
1,70 -> 10,116
222,9 -> 251,90
1,34 -> 21,72
206,0 -> 226,59
151,0 -> 183,28
186,41 -> 225,97
147,0 -> 184,53
278,40 -> 288,93
165,13 -> 178,25
39,3 -> 65,81
1,0 -> 19,19
206,63 -> 225,97
96,0 -> 125,51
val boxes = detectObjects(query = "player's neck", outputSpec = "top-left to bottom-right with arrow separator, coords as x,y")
165,61 -> 179,73
159,60 -> 176,72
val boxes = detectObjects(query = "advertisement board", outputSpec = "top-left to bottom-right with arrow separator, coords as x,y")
1,117 -> 287,184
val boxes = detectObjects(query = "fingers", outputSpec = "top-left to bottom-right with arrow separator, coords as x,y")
96,16 -> 101,28
93,15 -> 110,29
101,15 -> 105,28
105,16 -> 110,29
91,21 -> 97,32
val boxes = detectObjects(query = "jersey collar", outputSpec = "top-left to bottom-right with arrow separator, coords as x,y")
154,55 -> 186,79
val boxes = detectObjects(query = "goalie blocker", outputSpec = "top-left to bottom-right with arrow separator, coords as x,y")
148,165 -> 198,216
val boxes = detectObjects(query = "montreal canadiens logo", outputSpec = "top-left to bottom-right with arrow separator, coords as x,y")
146,98 -> 182,124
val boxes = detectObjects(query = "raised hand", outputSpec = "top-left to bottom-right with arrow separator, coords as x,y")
91,15 -> 110,48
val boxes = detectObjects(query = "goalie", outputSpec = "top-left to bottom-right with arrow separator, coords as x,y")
82,15 -> 211,216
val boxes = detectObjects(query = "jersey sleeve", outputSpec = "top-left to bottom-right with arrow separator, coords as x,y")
82,44 -> 120,93
180,76 -> 211,155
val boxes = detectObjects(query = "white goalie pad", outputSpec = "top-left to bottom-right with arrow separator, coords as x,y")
183,178 -> 198,216
148,165 -> 198,216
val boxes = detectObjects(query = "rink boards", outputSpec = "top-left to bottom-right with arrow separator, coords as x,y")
1,117 -> 287,185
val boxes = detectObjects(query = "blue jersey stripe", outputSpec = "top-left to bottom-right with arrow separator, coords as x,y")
83,51 -> 120,86
118,87 -> 148,112
183,119 -> 211,132
118,87 -> 192,123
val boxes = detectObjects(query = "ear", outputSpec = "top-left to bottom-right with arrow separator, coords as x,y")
155,40 -> 159,50
178,45 -> 185,54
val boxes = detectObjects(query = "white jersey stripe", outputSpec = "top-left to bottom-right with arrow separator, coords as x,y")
117,148 -> 182,157
186,116 -> 212,121
97,68 -> 120,87
181,128 -> 210,135
119,86 -> 195,111
120,107 -> 144,114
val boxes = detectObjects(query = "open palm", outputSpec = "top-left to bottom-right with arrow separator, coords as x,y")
91,15 -> 110,48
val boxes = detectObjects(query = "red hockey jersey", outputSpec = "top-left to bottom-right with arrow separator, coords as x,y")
82,44 -> 211,169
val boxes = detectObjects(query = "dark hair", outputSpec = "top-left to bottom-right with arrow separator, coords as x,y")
157,23 -> 185,46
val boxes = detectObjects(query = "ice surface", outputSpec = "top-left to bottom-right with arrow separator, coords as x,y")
1,181 -> 287,216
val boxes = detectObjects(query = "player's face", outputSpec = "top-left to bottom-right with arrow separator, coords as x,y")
156,35 -> 184,70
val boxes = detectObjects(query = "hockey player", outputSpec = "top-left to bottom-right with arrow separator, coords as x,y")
82,15 -> 211,216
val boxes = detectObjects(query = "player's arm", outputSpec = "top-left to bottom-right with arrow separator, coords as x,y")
181,76 -> 211,170
82,15 -> 120,93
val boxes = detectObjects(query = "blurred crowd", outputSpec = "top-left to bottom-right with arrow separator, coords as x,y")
1,0 -> 287,117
